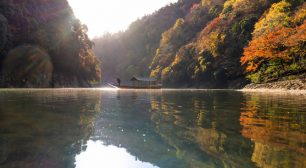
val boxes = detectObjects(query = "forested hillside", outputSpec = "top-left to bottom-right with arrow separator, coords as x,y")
0,0 -> 101,87
93,0 -> 200,82
94,0 -> 305,88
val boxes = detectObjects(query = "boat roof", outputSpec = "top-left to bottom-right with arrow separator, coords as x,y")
130,76 -> 157,82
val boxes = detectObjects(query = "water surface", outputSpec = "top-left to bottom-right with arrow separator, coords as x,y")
0,89 -> 305,168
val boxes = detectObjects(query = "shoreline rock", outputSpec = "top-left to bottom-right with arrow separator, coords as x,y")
241,79 -> 306,95
243,79 -> 306,90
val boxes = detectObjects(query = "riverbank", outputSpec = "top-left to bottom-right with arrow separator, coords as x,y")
241,79 -> 306,95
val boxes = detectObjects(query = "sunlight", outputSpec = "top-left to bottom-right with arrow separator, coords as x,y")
67,0 -> 178,38
96,87 -> 119,91
75,140 -> 158,168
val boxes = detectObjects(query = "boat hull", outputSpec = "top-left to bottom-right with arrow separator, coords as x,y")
108,83 -> 162,89
116,85 -> 162,89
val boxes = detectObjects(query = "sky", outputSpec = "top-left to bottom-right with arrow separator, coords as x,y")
67,0 -> 178,39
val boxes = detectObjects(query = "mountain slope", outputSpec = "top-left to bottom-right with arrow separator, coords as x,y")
94,0 -> 305,88
93,0 -> 200,81
0,0 -> 101,87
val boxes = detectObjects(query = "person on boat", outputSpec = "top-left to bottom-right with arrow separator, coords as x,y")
116,78 -> 121,86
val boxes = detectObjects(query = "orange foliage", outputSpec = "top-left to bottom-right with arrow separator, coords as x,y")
202,17 -> 222,34
241,20 -> 306,72
240,98 -> 306,156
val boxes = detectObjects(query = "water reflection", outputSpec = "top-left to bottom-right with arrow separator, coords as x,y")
0,89 -> 305,168
149,90 -> 256,168
75,140 -> 158,168
91,90 -> 184,168
0,89 -> 101,168
240,93 -> 306,168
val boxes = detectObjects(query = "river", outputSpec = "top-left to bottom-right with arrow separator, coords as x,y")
0,89 -> 305,168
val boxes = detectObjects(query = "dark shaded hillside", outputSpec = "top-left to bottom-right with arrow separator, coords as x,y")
0,0 -> 101,87
94,0 -> 305,88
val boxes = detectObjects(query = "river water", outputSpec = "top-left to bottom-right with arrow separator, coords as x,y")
0,89 -> 305,168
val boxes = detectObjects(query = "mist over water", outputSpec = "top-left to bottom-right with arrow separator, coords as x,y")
0,89 -> 305,168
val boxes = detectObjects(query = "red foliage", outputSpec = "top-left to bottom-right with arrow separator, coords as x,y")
241,20 -> 306,72
203,17 -> 222,34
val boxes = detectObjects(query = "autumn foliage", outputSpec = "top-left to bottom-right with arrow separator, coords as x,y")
93,0 -> 305,87
241,20 -> 306,72
202,17 -> 222,34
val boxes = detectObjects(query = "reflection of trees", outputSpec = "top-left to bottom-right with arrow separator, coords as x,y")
0,90 -> 101,168
240,93 -> 306,168
150,91 -> 256,168
93,90 -> 187,168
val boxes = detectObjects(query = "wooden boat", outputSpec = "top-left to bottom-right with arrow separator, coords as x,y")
108,76 -> 162,89
112,84 -> 162,89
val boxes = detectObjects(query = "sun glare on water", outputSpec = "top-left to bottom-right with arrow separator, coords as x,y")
67,0 -> 178,38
